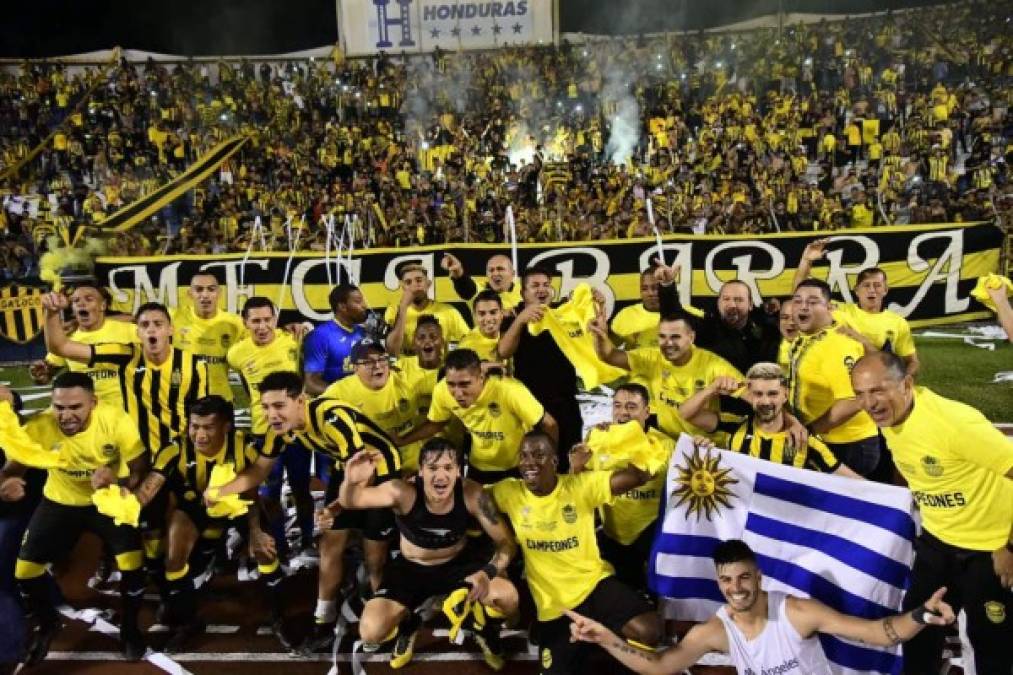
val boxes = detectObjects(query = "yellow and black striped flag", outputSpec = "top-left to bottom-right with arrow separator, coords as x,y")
0,286 -> 45,344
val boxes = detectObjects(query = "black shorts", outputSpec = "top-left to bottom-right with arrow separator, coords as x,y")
466,466 -> 519,485
373,539 -> 487,611
536,576 -> 652,675
138,487 -> 169,535
324,472 -> 396,541
173,488 -> 228,536
598,525 -> 658,594
19,497 -> 142,566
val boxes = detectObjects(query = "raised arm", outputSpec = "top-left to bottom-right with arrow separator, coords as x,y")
441,253 -> 480,302
497,303 -> 545,359
809,397 -> 865,435
537,411 -> 559,448
395,418 -> 447,447
786,587 -> 954,648
793,238 -> 830,292
384,282 -> 415,357
678,376 -> 741,432
566,610 -> 725,675
588,304 -> 630,370
41,292 -> 92,364
338,450 -> 413,511
986,284 -> 1013,344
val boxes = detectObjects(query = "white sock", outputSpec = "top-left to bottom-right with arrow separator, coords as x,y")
315,599 -> 337,623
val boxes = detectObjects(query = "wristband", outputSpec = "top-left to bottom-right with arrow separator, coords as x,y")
911,605 -> 940,625
481,563 -> 498,580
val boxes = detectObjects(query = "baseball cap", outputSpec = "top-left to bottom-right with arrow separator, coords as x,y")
350,339 -> 387,364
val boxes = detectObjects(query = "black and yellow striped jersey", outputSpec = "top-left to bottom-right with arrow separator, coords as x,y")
88,344 -> 210,453
151,429 -> 259,495
716,413 -> 841,473
262,398 -> 400,477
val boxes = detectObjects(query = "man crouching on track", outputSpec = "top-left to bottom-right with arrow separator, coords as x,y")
338,438 -> 519,670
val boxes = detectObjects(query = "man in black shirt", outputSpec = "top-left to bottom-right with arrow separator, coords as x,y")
496,266 -> 582,469
657,262 -> 781,374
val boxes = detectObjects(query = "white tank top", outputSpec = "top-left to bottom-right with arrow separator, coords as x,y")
716,591 -> 833,675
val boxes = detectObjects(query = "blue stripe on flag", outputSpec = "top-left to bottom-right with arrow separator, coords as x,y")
819,634 -> 902,674
746,513 -> 910,589
754,473 -> 915,540
650,533 -> 721,557
650,576 -> 725,604
757,554 -> 895,618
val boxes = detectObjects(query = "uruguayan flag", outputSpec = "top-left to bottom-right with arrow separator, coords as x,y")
648,435 -> 915,675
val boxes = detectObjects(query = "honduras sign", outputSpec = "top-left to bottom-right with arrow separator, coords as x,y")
337,0 -> 556,56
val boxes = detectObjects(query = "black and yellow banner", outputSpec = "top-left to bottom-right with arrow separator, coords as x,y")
0,286 -> 46,344
93,221 -> 1003,328
97,135 -> 250,232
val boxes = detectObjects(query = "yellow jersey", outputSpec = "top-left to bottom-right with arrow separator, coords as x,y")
25,402 -> 145,507
383,300 -> 470,354
226,331 -> 300,435
492,471 -> 615,621
152,429 -> 259,496
598,428 -> 675,545
883,387 -> 1013,551
171,306 -> 247,399
428,376 -> 544,472
787,325 -> 877,444
322,369 -> 428,471
777,338 -> 793,373
627,346 -> 743,439
610,303 -> 659,349
833,304 -> 915,357
46,319 -> 139,409
457,328 -> 500,362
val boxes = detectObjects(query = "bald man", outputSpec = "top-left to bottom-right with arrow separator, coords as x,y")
656,262 -> 781,373
441,253 -> 523,312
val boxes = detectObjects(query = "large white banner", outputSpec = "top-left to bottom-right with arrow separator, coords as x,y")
337,0 -> 555,56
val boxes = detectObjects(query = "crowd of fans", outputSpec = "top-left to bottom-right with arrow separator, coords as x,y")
0,1 -> 1011,269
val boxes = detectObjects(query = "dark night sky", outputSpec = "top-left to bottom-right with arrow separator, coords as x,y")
2,0 -> 948,58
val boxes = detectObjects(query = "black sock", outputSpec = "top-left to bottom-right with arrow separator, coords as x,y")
165,575 -> 197,627
18,574 -> 59,628
120,569 -> 145,637
260,566 -> 285,621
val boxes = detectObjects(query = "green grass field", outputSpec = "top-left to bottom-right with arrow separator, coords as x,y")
2,334 -> 1010,421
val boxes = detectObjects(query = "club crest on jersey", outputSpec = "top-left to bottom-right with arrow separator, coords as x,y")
920,456 -> 943,477
220,333 -> 232,347
101,443 -> 117,458
398,398 -> 410,413
561,503 -> 577,524
985,601 -> 1006,624
171,370 -> 182,387
487,402 -> 501,417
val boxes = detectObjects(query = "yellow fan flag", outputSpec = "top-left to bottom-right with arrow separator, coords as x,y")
91,486 -> 141,527
971,274 -> 1013,312
206,464 -> 251,519
527,284 -> 626,389
0,401 -> 66,469
586,421 -> 670,475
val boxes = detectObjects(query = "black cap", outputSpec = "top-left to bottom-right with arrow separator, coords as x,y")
350,339 -> 386,364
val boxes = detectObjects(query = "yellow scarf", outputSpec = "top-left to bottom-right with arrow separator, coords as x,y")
971,274 -> 1012,311
205,464 -> 252,519
586,421 -> 670,475
527,284 -> 626,389
0,401 -> 66,469
92,486 -> 141,527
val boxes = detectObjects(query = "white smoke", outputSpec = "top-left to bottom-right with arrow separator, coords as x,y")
602,64 -> 641,165
400,55 -> 475,134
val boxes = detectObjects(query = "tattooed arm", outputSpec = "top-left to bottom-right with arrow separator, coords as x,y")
467,482 -> 517,576
565,610 -> 726,674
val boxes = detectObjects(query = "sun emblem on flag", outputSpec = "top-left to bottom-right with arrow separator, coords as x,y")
671,446 -> 738,521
